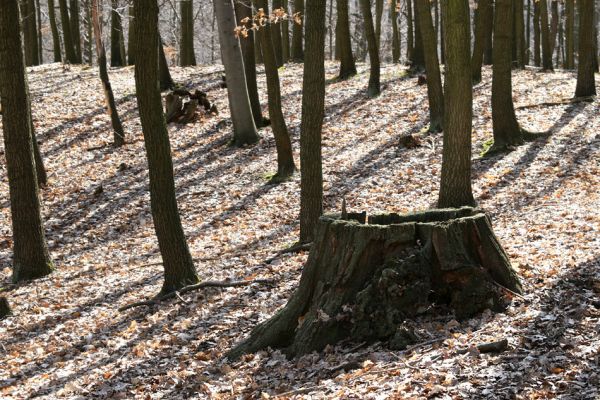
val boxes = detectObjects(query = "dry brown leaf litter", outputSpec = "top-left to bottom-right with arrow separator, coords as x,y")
0,62 -> 598,399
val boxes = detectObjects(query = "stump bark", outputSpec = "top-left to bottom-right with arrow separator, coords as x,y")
227,207 -> 522,359
0,297 -> 11,319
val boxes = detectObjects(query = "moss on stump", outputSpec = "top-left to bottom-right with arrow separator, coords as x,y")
228,207 -> 522,359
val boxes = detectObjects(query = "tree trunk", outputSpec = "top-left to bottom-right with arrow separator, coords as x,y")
540,0 -> 553,70
438,0 -> 475,208
108,0 -> 123,66
490,0 -> 523,152
415,0 -> 443,132
36,0 -> 43,63
31,128 -> 47,187
564,0 -> 574,69
92,0 -> 125,146
359,0 -> 381,97
59,0 -> 77,63
391,0 -> 400,63
48,0 -> 63,62
483,0 -> 493,65
337,0 -> 357,79
375,0 -> 384,50
291,0 -> 304,61
514,0 -> 526,68
180,0 -> 197,66
471,0 -> 491,82
158,36 -> 175,91
127,5 -> 135,65
70,0 -> 82,62
83,0 -> 93,64
22,0 -> 40,66
549,0 -> 558,57
234,0 -> 268,128
271,0 -> 284,67
406,0 -> 414,62
299,0 -> 326,243
526,0 -> 530,64
0,1 -> 54,283
575,0 -> 596,97
253,0 -> 296,179
412,0 -> 425,70
133,0 -> 199,295
282,0 -> 290,63
228,208 -> 522,359
533,0 -> 541,66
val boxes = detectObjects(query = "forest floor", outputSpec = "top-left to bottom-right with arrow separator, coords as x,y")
0,62 -> 598,399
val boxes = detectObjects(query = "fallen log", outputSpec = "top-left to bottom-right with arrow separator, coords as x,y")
227,207 -> 522,359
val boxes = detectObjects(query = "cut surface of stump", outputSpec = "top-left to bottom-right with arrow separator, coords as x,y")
227,207 -> 522,359
0,297 -> 11,319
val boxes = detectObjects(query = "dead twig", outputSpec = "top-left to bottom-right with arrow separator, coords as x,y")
119,278 -> 275,312
515,96 -> 594,110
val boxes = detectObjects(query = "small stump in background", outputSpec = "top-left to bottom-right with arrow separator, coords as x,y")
228,207 -> 522,359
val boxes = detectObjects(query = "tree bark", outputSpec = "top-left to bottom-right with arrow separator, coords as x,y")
412,0 -> 425,70
564,0 -> 574,69
110,0 -> 125,66
158,35 -> 174,91
92,0 -> 125,146
472,0 -> 491,83
514,0 -> 526,68
271,0 -> 284,67
253,0 -> 296,179
299,0 -> 326,243
291,0 -> 304,61
391,0 -> 400,63
22,0 -> 40,66
406,0 -> 414,62
133,0 -> 199,295
359,0 -> 381,97
180,0 -> 197,66
483,0 -> 493,65
337,0 -> 357,79
59,0 -> 78,63
48,0 -> 63,62
438,0 -> 475,208
549,0 -> 558,57
70,0 -> 82,62
540,0 -> 553,70
533,0 -> 541,66
228,208 -> 522,359
415,0 -> 443,132
375,0 -> 384,50
234,0 -> 268,128
490,0 -> 523,152
127,5 -> 135,65
0,1 -> 54,283
575,0 -> 596,97
282,0 -> 290,63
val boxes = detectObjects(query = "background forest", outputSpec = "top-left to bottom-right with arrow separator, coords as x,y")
0,0 -> 599,399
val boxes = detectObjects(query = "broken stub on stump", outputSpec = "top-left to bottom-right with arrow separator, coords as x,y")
227,207 -> 522,359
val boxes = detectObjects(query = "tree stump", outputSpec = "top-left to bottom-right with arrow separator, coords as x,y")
227,207 -> 522,359
0,297 -> 11,319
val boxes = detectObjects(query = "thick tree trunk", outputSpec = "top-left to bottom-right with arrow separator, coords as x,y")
291,0 -> 304,61
228,208 -> 522,359
254,0 -> 296,179
110,0 -> 125,67
490,0 -> 523,152
415,0 -> 443,132
59,0 -> 78,63
213,0 -> 260,146
0,1 -> 54,283
299,0 -> 326,243
92,0 -> 125,147
472,0 -> 491,83
438,0 -> 475,208
48,0 -> 63,62
234,0 -> 268,128
70,0 -> 82,62
358,0 -> 381,97
575,0 -> 596,97
337,0 -> 357,79
180,0 -> 197,66
540,0 -> 553,70
133,0 -> 199,295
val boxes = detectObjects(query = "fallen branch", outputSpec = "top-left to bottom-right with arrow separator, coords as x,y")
456,338 -> 508,355
264,242 -> 312,264
119,278 -> 275,312
515,96 -> 594,110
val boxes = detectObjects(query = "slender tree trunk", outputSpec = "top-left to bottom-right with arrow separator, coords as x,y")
70,0 -> 82,62
59,0 -> 78,63
291,0 -> 304,61
83,0 -> 93,65
282,0 -> 290,62
549,0 -> 558,56
31,125 -> 47,186
272,0 -> 284,67
533,0 -> 540,66
437,0 -> 475,208
483,0 -> 493,64
180,0 -> 197,66
359,0 -> 381,96
49,0 -> 63,62
254,0 -> 296,178
299,0 -> 326,243
234,0 -> 268,128
526,0 -> 530,63
415,0 -> 443,131
575,0 -> 596,97
255,24 -> 264,63
127,5 -> 135,65
133,0 -> 199,295
22,0 -> 40,66
337,0 -> 357,79
490,0 -> 523,152
375,0 -> 384,50
0,1 -> 54,283
412,0 -> 425,70
391,0 -> 400,63
540,0 -> 553,70
514,0 -> 526,67
565,0 -> 574,69
472,0 -> 491,82
110,0 -> 124,66
36,0 -> 43,63
406,0 -> 414,62
92,0 -> 125,147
